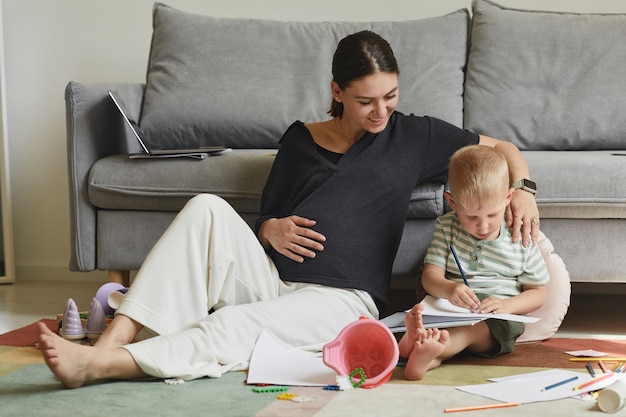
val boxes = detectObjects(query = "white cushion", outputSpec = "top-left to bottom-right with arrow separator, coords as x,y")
517,231 -> 571,343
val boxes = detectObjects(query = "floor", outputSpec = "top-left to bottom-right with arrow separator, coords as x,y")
0,280 -> 625,339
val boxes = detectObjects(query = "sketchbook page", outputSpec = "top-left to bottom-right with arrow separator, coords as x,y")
423,316 -> 485,328
457,370 -> 622,403
380,311 -> 485,333
379,312 -> 406,331
420,295 -> 540,324
247,329 -> 336,387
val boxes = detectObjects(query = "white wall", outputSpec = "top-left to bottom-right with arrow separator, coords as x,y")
2,0 -> 626,281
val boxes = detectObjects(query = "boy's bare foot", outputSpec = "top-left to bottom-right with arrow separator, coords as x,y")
404,328 -> 450,381
404,303 -> 425,342
37,321 -> 99,388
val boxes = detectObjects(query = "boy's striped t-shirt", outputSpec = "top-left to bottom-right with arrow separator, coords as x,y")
425,211 -> 549,298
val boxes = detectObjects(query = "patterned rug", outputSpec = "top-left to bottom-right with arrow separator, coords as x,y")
0,322 -> 624,416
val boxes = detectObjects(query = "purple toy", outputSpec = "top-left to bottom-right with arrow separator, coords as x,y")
86,297 -> 107,341
95,282 -> 126,316
60,298 -> 85,340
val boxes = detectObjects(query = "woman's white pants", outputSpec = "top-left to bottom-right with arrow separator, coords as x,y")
117,194 -> 378,380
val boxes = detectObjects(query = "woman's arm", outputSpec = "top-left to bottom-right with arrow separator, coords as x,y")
479,135 -> 539,247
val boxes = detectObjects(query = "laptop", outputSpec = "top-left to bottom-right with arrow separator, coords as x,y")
108,90 -> 226,159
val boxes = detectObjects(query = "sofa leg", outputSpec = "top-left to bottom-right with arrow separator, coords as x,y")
108,269 -> 130,287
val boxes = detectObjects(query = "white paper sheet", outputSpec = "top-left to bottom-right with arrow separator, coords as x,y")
246,329 -> 336,387
565,349 -> 608,357
457,369 -> 623,404
420,295 -> 540,324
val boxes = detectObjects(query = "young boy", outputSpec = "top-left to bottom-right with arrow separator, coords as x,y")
399,145 -> 549,380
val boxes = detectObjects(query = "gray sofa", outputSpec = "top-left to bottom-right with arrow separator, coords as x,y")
67,0 -> 626,315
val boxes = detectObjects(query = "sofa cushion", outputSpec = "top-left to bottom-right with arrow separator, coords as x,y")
139,3 -> 469,150
524,151 -> 626,219
88,151 -> 447,219
89,150 -> 276,214
465,0 -> 626,151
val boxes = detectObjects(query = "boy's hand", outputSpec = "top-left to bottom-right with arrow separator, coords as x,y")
448,284 -> 480,313
477,296 -> 509,314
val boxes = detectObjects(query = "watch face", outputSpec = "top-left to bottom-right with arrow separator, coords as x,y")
523,179 -> 537,191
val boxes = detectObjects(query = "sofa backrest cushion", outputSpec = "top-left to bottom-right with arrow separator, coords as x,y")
465,0 -> 626,151
139,3 -> 469,150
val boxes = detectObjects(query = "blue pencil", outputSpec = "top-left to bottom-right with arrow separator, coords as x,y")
541,375 -> 578,391
449,245 -> 470,287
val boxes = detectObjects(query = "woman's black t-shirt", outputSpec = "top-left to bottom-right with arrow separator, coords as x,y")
255,112 -> 479,309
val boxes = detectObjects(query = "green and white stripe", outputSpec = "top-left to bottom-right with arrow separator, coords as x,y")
425,212 -> 549,298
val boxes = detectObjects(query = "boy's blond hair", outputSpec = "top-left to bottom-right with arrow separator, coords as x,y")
448,145 -> 510,208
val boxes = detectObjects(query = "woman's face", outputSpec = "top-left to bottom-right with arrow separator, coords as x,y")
334,72 -> 399,134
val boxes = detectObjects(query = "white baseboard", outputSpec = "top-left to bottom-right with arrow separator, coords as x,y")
15,265 -> 108,282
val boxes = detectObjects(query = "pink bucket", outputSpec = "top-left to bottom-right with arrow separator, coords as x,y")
323,316 -> 399,388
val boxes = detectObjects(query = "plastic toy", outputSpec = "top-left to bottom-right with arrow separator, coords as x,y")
86,297 -> 107,341
95,282 -> 127,316
252,386 -> 289,393
60,298 -> 85,340
322,316 -> 399,389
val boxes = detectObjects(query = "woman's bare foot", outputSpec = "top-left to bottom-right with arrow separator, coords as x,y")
37,321 -> 146,389
404,328 -> 450,381
37,322 -> 101,388
93,314 -> 143,348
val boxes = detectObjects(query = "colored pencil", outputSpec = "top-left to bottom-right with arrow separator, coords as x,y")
570,357 -> 626,362
449,245 -> 470,287
541,375 -> 578,391
598,360 -> 609,373
572,372 -> 614,391
444,402 -> 520,413
586,362 -> 596,377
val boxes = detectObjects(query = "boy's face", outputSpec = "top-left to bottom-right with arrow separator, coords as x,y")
445,188 -> 515,241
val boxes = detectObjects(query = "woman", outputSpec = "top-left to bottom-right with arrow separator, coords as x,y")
38,31 -> 539,388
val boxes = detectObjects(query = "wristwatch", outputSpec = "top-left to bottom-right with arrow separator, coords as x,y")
511,178 -> 537,196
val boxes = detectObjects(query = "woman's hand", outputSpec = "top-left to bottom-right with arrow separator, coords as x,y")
258,216 -> 326,263
506,189 -> 540,247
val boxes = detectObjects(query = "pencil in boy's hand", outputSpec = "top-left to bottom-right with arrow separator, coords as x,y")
449,245 -> 470,287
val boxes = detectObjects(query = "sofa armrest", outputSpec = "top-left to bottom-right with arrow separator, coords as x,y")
65,81 -> 145,271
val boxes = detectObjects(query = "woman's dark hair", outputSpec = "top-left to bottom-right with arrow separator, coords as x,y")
328,30 -> 399,118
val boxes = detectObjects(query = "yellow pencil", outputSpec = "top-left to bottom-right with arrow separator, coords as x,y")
444,402 -> 520,413
570,357 -> 626,362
